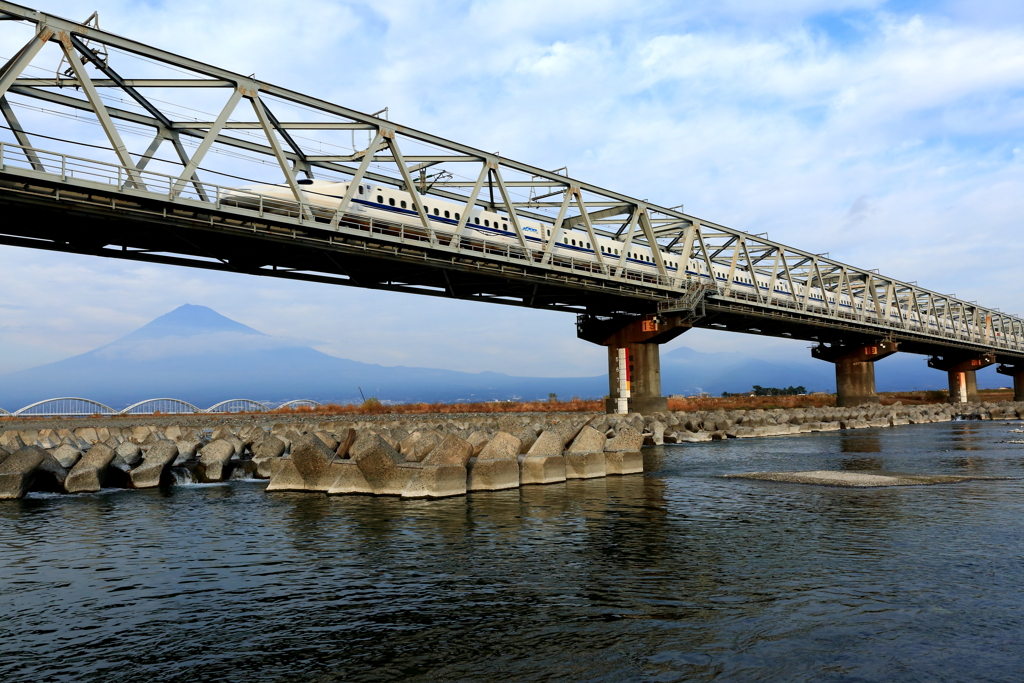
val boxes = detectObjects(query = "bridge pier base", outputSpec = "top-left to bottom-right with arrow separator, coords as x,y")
812,341 -> 898,407
577,314 -> 691,415
996,365 -> 1024,402
605,343 -> 667,414
928,354 -> 996,404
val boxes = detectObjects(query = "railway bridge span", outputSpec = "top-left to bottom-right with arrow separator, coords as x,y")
1,2 -> 1022,410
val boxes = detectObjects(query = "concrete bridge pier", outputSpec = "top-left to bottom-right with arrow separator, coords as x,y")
812,341 -> 898,407
928,354 -> 996,404
577,314 -> 691,414
996,364 -> 1024,402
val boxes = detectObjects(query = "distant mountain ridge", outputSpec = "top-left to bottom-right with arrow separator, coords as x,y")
0,304 -> 997,410
0,305 -> 606,408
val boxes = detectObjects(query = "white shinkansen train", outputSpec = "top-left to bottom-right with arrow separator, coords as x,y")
231,178 -> 972,337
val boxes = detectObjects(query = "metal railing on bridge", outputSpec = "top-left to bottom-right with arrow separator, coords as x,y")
0,140 -> 684,294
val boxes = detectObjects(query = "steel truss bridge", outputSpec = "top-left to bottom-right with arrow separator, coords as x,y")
0,3 -> 1022,408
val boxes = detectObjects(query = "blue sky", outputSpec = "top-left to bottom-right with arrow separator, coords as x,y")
1,0 -> 1023,387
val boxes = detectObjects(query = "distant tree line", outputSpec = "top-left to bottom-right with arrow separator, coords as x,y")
722,385 -> 807,397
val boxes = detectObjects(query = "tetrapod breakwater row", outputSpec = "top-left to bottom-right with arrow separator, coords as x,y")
1,400 -> 1023,500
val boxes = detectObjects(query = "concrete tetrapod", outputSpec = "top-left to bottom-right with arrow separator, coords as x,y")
128,441 -> 179,488
403,434 -> 473,498
173,438 -> 201,465
252,434 -> 286,479
603,426 -> 644,476
564,426 -> 607,479
466,431 -> 490,457
198,439 -> 236,482
402,430 -> 443,462
268,434 -> 345,492
65,443 -> 117,493
115,441 -> 143,468
520,430 -> 567,485
327,433 -> 410,496
467,431 -> 522,492
0,446 -> 47,499
33,450 -> 70,493
50,442 -> 83,469
0,433 -> 26,453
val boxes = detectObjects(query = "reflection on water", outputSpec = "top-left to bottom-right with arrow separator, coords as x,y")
949,423 -> 987,451
840,433 -> 882,453
2,421 -> 1024,683
839,456 -> 885,470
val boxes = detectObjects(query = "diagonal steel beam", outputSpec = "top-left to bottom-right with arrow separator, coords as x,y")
454,162 -> 488,236
250,92 -> 307,207
260,97 -> 309,175
491,163 -> 528,249
637,206 -> 667,277
0,23 -> 52,99
0,95 -> 43,170
572,188 -> 605,270
168,133 -> 209,201
56,29 -> 145,189
172,86 -> 242,194
331,129 -> 384,221
383,130 -> 431,229
541,188 -> 574,264
133,130 -> 166,171
69,34 -> 173,129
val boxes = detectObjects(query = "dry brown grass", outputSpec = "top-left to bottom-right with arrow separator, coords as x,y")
667,394 -> 836,412
268,398 -> 604,416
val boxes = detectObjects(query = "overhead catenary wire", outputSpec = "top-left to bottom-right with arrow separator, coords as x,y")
4,51 -> 554,214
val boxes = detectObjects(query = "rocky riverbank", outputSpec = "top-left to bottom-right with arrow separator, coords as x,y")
1,400 -> 1022,500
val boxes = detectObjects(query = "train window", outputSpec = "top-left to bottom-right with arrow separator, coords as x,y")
388,197 -> 395,206
615,249 -> 619,255
474,217 -> 480,224
485,219 -> 490,227
377,195 -> 383,203
455,212 -> 460,220
547,230 -> 551,236
358,186 -> 363,194
401,200 -> 407,209
503,223 -> 508,231
445,210 -> 450,218
572,239 -> 576,246
587,243 -> 591,249
434,208 -> 439,216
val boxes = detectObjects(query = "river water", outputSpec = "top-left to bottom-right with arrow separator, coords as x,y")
2,420 -> 1023,682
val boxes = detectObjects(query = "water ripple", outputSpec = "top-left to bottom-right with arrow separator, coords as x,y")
2,421 -> 1023,682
